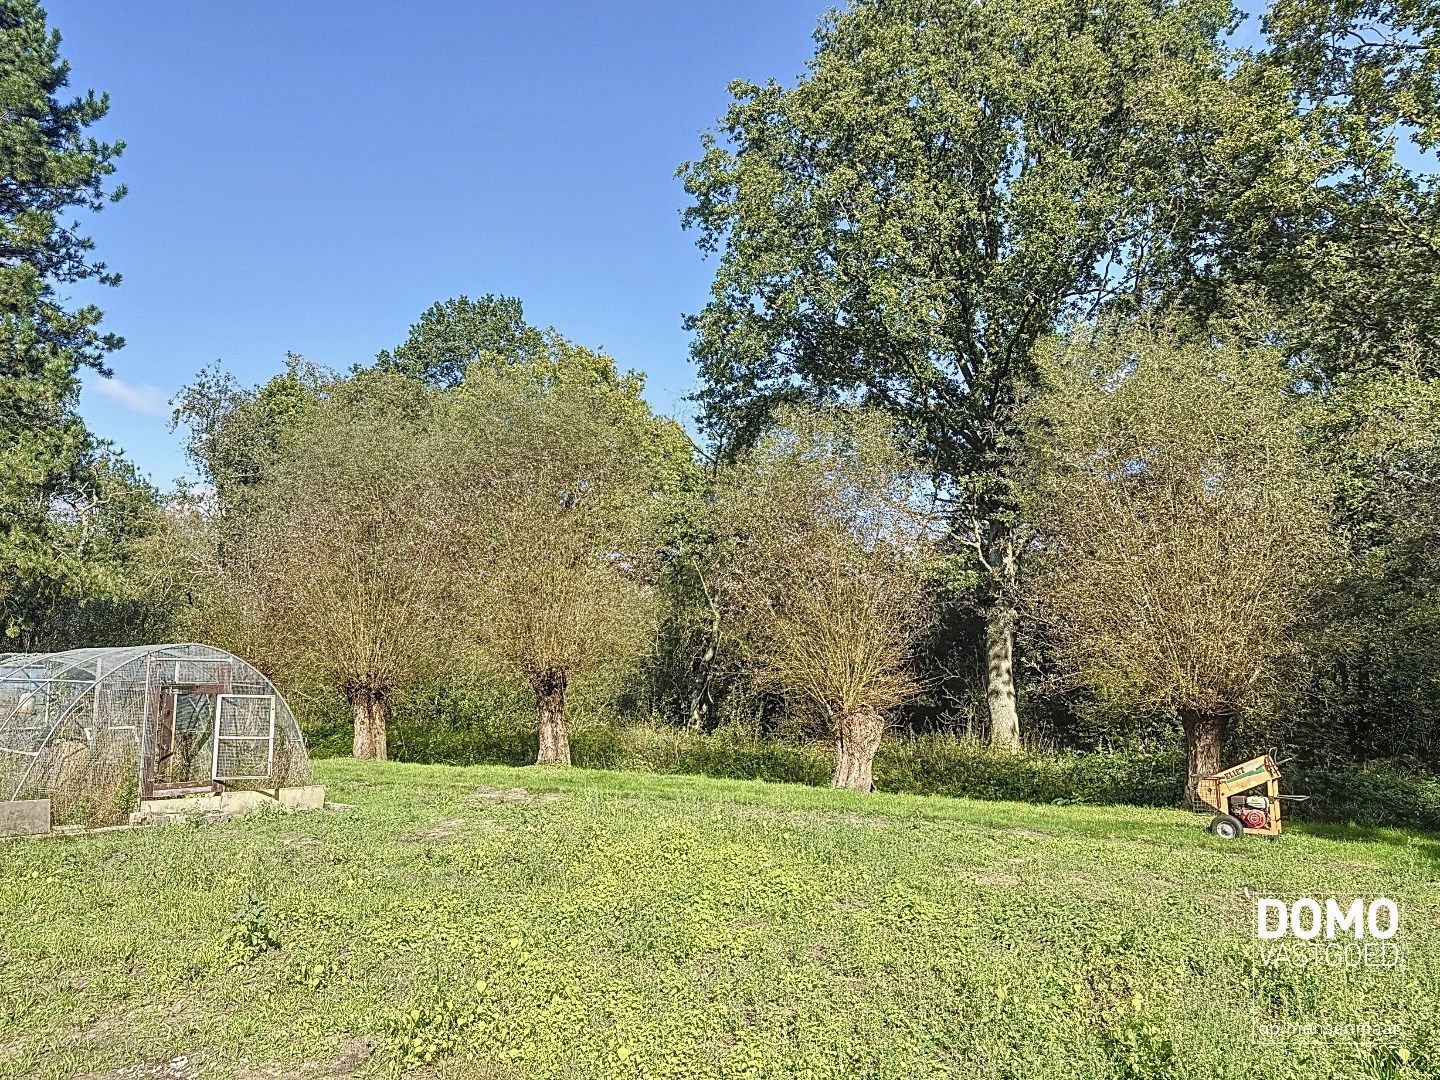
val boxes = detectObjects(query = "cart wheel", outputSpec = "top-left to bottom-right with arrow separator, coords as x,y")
1209,814 -> 1244,840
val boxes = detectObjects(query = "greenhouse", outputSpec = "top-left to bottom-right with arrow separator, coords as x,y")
0,643 -> 314,828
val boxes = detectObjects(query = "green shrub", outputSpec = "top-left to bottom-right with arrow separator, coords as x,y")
1288,758 -> 1440,832
873,736 -> 1185,807
609,723 -> 834,786
217,894 -> 279,968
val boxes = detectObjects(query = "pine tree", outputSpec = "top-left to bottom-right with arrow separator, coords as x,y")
1,0 -> 129,641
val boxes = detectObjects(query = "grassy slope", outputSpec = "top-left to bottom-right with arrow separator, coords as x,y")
0,759 -> 1436,1080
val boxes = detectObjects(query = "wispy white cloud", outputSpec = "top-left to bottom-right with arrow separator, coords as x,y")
90,376 -> 170,417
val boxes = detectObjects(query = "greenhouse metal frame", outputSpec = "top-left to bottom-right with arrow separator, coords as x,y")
0,643 -> 312,826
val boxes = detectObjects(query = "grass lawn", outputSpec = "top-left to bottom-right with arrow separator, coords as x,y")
1,759 -> 1436,1080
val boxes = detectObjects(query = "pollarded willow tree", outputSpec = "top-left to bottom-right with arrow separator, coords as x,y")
681,0 -> 1310,746
226,374 -> 459,761
1020,319 -> 1336,804
713,407 -> 940,791
447,365 -> 695,765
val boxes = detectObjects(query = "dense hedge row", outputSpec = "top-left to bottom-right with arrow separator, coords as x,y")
301,689 -> 1440,833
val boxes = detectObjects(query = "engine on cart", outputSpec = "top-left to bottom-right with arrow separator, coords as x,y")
1228,794 -> 1271,831
1194,754 -> 1305,838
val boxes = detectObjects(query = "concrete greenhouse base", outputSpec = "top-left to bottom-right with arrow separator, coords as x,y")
1,786 -> 328,835
130,785 -> 327,826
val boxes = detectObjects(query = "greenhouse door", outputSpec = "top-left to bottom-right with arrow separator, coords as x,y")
143,683 -> 228,798
211,694 -> 276,784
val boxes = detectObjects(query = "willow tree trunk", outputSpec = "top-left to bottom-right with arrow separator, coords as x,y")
1180,707 -> 1226,806
348,685 -> 389,762
534,669 -> 571,766
833,705 -> 884,791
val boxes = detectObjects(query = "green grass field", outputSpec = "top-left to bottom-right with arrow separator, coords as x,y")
1,759 -> 1436,1079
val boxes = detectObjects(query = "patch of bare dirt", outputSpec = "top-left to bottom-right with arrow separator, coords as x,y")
234,1037 -> 373,1079
471,785 -> 565,806
835,811 -> 890,828
100,1055 -> 203,1080
328,1037 -> 375,1076
404,817 -> 467,842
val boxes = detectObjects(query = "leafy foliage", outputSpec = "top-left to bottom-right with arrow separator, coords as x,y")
171,354 -> 332,512
680,0 -> 1276,480
217,892 -> 280,968
1299,372 -> 1440,759
374,294 -> 534,388
0,0 -> 144,643
1021,318 -> 1337,723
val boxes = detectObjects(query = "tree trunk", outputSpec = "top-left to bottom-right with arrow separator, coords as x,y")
347,684 -> 389,762
369,694 -> 388,762
534,669 -> 571,766
985,601 -> 1021,749
686,604 -> 721,732
686,562 -> 723,732
833,705 -> 884,792
350,695 -> 372,760
1180,707 -> 1226,806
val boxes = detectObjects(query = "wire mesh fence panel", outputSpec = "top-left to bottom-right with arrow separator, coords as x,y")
213,694 -> 275,781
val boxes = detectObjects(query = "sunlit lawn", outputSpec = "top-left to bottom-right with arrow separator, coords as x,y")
1,758 -> 1436,1079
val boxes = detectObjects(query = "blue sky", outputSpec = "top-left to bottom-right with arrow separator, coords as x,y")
48,1 -> 825,487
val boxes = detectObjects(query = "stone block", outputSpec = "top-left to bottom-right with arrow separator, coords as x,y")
279,785 -> 326,812
0,799 -> 51,836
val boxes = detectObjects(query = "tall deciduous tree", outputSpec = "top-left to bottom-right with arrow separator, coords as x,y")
713,407 -> 939,791
680,0 -> 1299,746
374,294 -> 536,388
1020,319 -> 1336,803
171,354 -> 331,514
1302,369 -> 1440,758
1,0 -> 133,642
1188,0 -> 1440,379
373,294 -> 640,393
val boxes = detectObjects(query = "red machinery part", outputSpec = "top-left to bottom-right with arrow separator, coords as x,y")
1237,807 -> 1268,830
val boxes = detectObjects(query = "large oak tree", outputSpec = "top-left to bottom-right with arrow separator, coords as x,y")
680,0 -> 1305,746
